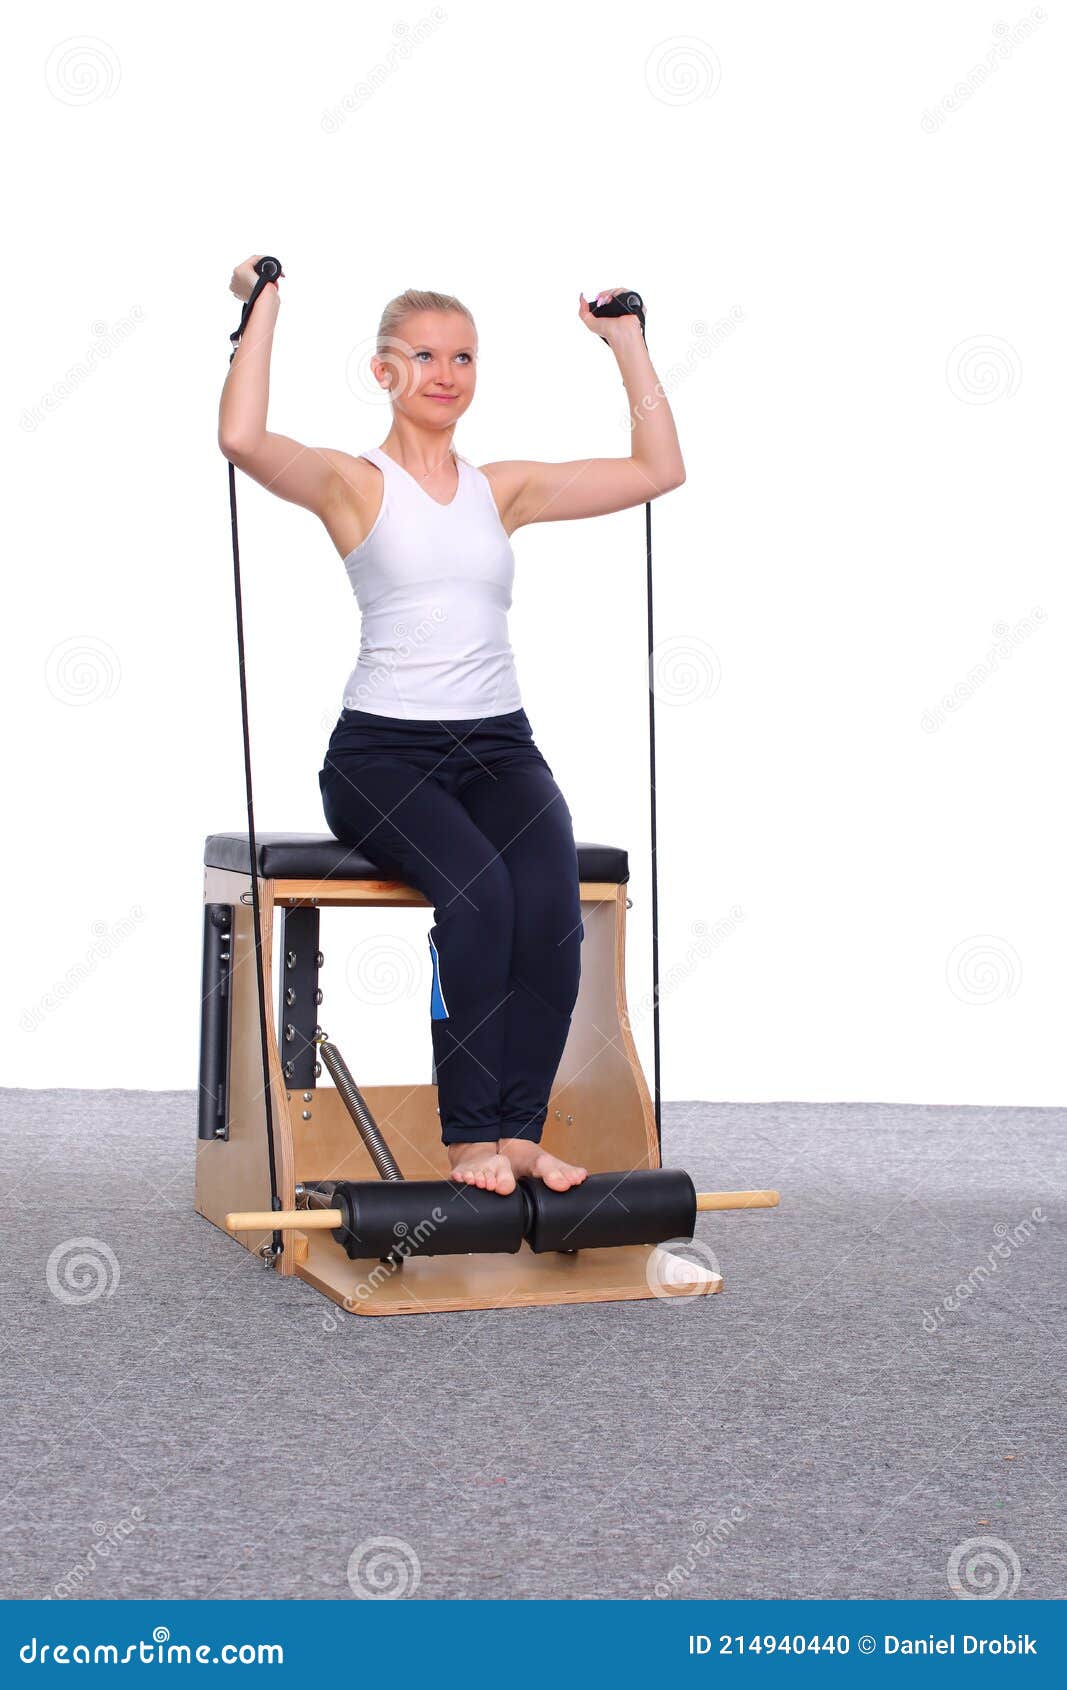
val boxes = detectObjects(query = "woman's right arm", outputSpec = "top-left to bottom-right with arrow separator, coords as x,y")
217,258 -> 354,525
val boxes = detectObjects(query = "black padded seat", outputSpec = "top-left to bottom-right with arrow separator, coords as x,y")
204,831 -> 629,885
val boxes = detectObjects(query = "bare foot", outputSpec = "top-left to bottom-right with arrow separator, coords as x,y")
446,1141 -> 516,1195
498,1137 -> 588,1192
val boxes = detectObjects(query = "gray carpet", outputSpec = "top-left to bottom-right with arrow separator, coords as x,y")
1,1090 -> 1064,1602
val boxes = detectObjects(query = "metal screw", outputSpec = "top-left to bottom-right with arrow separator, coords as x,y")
302,1110 -> 311,1121
315,951 -> 324,967
303,1091 -> 312,1103
286,950 -> 296,968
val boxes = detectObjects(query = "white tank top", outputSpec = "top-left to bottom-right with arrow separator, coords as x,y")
339,445 -> 523,720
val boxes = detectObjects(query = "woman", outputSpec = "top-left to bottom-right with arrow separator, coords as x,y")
218,261 -> 686,1200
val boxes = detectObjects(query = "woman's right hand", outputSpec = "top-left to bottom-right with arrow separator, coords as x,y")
228,254 -> 285,303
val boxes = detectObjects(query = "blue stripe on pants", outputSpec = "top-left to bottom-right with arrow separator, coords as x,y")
427,933 -> 449,1019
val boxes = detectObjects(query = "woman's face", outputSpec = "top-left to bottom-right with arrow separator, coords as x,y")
373,310 -> 477,426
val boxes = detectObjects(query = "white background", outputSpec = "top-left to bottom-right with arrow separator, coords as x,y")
6,1 -> 1063,1104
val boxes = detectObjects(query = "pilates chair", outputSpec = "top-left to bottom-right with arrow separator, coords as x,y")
195,831 -> 775,1315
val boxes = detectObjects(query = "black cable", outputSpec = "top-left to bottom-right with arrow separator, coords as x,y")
224,256 -> 285,1259
645,496 -> 661,1150
589,289 -> 662,1151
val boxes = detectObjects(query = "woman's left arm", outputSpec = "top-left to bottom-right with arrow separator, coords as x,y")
481,289 -> 686,532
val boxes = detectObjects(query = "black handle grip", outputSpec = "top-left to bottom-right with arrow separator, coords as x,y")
229,254 -> 285,354
588,288 -> 646,345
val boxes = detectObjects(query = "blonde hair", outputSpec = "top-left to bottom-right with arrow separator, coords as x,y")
376,288 -> 476,355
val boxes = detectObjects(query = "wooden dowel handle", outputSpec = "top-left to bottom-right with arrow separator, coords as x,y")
225,1210 -> 342,1232
225,1192 -> 780,1233
695,1190 -> 779,1211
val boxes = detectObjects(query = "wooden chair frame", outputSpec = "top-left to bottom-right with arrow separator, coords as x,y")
195,860 -> 722,1314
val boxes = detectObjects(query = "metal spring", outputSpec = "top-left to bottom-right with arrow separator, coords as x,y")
316,1038 -> 404,1182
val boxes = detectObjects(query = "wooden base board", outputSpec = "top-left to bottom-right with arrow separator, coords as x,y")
295,1229 -> 723,1316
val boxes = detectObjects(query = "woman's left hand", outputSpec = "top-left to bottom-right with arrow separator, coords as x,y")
579,286 -> 644,348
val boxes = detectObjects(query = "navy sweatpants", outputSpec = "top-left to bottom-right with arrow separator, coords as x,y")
318,706 -> 584,1145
